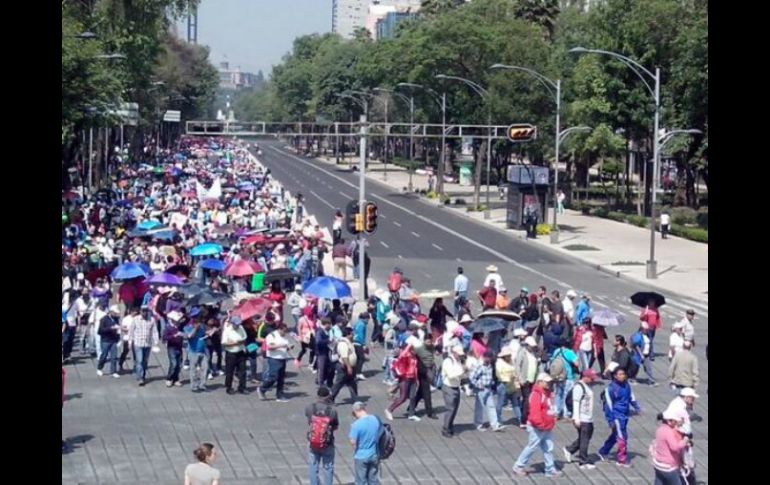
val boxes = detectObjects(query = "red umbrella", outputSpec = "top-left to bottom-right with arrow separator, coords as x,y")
224,259 -> 263,277
264,236 -> 296,245
232,297 -> 272,321
242,234 -> 267,245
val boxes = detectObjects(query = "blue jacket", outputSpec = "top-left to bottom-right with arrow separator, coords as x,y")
602,379 -> 640,422
353,319 -> 367,345
543,323 -> 564,356
575,300 -> 591,325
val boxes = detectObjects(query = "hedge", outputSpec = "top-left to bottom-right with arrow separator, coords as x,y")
575,206 -> 706,243
670,224 -> 708,243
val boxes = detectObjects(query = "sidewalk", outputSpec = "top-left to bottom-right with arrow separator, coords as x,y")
314,154 -> 708,305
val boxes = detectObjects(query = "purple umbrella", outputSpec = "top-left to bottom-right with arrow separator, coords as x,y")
145,272 -> 184,286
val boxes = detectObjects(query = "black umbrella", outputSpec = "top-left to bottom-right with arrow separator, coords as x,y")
630,291 -> 666,308
469,317 -> 507,334
178,282 -> 207,296
477,310 -> 522,322
264,268 -> 300,283
166,264 -> 191,277
187,290 -> 229,306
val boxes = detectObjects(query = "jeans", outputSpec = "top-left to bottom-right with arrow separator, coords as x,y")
599,417 -> 629,464
207,344 -> 222,375
188,350 -> 208,390
654,468 -> 683,485
442,386 -> 461,433
225,351 -> 247,392
97,341 -> 119,375
554,380 -> 575,418
557,201 -> 565,214
453,291 -> 468,314
94,331 -> 102,360
247,352 -> 259,380
62,326 -> 77,359
316,353 -> 335,388
473,388 -> 499,427
642,355 -> 655,382
166,347 -> 182,383
309,446 -> 335,485
566,422 -> 594,465
495,383 -> 521,422
260,357 -> 287,398
134,346 -> 151,381
579,350 -> 592,371
354,455 -> 380,485
514,425 -> 556,474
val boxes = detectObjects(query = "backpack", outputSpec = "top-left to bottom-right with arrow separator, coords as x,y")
376,417 -> 396,460
548,351 -> 566,381
387,272 -> 402,292
564,381 -> 587,416
307,404 -> 334,452
627,356 -> 640,379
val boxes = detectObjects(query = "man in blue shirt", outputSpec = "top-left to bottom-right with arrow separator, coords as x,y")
574,294 -> 592,326
348,401 -> 380,485
185,318 -> 209,392
353,312 -> 368,380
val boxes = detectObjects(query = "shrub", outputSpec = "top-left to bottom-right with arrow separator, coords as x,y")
426,191 -> 437,199
590,207 -> 609,218
670,206 -> 698,225
607,211 -> 628,223
670,224 -> 708,243
696,207 -> 708,229
466,204 -> 488,212
454,197 -> 466,205
627,215 -> 649,228
536,224 -> 551,235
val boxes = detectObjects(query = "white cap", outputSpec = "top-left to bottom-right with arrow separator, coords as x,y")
406,335 -> 422,348
673,321 -> 685,329
662,408 -> 685,421
109,305 -> 122,314
76,273 -> 85,280
451,344 -> 465,355
459,314 -> 473,324
680,387 -> 699,398
566,289 -> 577,298
513,328 -> 527,337
446,320 -> 459,333
606,362 -> 619,373
536,372 -> 553,383
524,336 -> 538,347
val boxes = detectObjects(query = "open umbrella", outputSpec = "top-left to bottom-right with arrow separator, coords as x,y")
145,273 -> 184,286
166,264 -> 191,277
592,308 -> 626,327
238,182 -> 257,191
187,290 -> 229,307
190,242 -> 223,257
232,297 -> 272,321
477,310 -> 522,322
630,291 -> 666,308
469,317 -> 507,334
225,259 -> 263,277
303,276 -> 351,299
199,259 -> 226,272
179,282 -> 208,297
242,234 -> 267,245
137,220 -> 162,230
267,228 -> 291,236
264,268 -> 300,284
213,224 -> 236,235
111,262 -> 150,280
151,230 -> 177,242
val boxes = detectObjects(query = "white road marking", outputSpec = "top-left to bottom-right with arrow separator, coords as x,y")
398,254 -> 403,259
457,258 -> 463,262
380,241 -> 390,248
339,191 -> 352,199
392,221 -> 402,227
380,214 -> 387,219
309,190 -> 335,209
411,231 -> 421,238
432,243 -> 444,251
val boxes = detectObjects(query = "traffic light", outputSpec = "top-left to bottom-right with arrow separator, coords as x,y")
346,200 -> 361,235
364,201 -> 378,234
507,124 -> 537,142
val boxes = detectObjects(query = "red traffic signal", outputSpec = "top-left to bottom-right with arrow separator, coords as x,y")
507,124 -> 537,142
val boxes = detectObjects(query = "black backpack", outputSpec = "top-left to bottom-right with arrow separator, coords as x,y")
376,417 -> 396,460
565,381 -> 588,416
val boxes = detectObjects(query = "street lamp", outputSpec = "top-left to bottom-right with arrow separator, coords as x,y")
490,63 -> 562,240
397,82 -> 444,194
570,46 -> 662,279
436,74 -> 492,218
94,53 -> 127,60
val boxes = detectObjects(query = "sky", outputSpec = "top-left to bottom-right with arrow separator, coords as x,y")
178,0 -> 333,77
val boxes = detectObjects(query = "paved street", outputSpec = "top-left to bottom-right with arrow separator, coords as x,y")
63,139 -> 708,484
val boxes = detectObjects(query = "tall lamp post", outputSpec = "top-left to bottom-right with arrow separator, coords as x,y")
396,82 -> 444,194
491,64 -> 562,240
436,74 -> 492,218
569,47 -> 663,278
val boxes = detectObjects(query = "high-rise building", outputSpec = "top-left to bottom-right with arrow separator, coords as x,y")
332,0 -> 368,39
376,10 -> 418,40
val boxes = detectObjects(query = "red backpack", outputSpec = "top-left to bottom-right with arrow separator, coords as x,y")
387,272 -> 402,292
308,404 -> 334,452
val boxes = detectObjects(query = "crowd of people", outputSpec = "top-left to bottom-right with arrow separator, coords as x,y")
62,136 -> 704,485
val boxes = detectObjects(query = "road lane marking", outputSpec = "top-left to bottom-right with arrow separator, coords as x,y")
432,243 -> 443,251
398,254 -> 403,259
411,231 -> 421,238
393,221 -> 402,227
309,190 -> 335,209
380,241 -> 390,248
339,191 -> 352,199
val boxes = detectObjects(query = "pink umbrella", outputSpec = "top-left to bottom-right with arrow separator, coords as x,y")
232,297 -> 272,321
224,259 -> 263,277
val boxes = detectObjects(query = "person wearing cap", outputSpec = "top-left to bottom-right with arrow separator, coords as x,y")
652,408 -> 690,485
508,287 -> 530,319
348,401 -> 381,485
563,369 -> 599,470
330,327 -> 359,405
515,336 -> 540,428
96,305 -> 122,378
668,321 -> 686,361
574,293 -> 591,327
287,283 -> 307,331
508,328 -> 528,362
440,344 -> 468,437
677,310 -> 696,346
127,304 -> 159,386
162,311 -> 187,387
669,340 -> 699,393
495,346 -> 522,425
453,267 -> 469,314
222,315 -> 248,395
483,264 -> 504,289
470,349 -> 505,432
512,372 -> 562,477
562,289 -> 577,325
598,367 -> 641,466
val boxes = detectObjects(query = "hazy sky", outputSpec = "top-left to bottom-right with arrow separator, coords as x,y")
180,0 -> 333,77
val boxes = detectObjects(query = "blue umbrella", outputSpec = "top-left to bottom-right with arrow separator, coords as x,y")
151,230 -> 177,242
303,276 -> 352,300
137,220 -> 162,230
190,243 -> 224,257
238,182 -> 256,191
111,263 -> 150,280
199,259 -> 226,271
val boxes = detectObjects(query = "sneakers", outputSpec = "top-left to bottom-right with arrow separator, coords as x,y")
491,425 -> 506,432
258,389 -> 267,400
138,380 -> 145,387
276,397 -> 289,403
183,364 -> 190,370
597,452 -> 608,462
207,374 -> 215,380
616,462 -> 631,468
476,424 -> 487,432
311,369 -> 317,374
112,373 -> 120,378
545,470 -> 563,478
579,464 -> 596,470
384,409 -> 394,421
356,374 -> 366,381
96,370 -> 103,377
563,447 -> 573,463
408,415 -> 421,422
174,381 -> 183,387
511,466 -> 528,477
166,380 -> 173,388
441,430 -> 453,438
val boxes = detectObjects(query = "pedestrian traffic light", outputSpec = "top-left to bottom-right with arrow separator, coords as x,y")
346,200 -> 361,235
364,202 -> 378,234
507,124 -> 537,142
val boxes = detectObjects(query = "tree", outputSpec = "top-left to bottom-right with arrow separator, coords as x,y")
514,0 -> 561,41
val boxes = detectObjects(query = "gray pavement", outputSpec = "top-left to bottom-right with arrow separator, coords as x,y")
63,141 -> 708,483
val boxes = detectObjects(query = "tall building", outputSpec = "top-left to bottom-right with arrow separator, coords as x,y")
376,10 -> 418,40
218,62 -> 261,91
332,0 -> 368,39
365,0 -> 422,40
